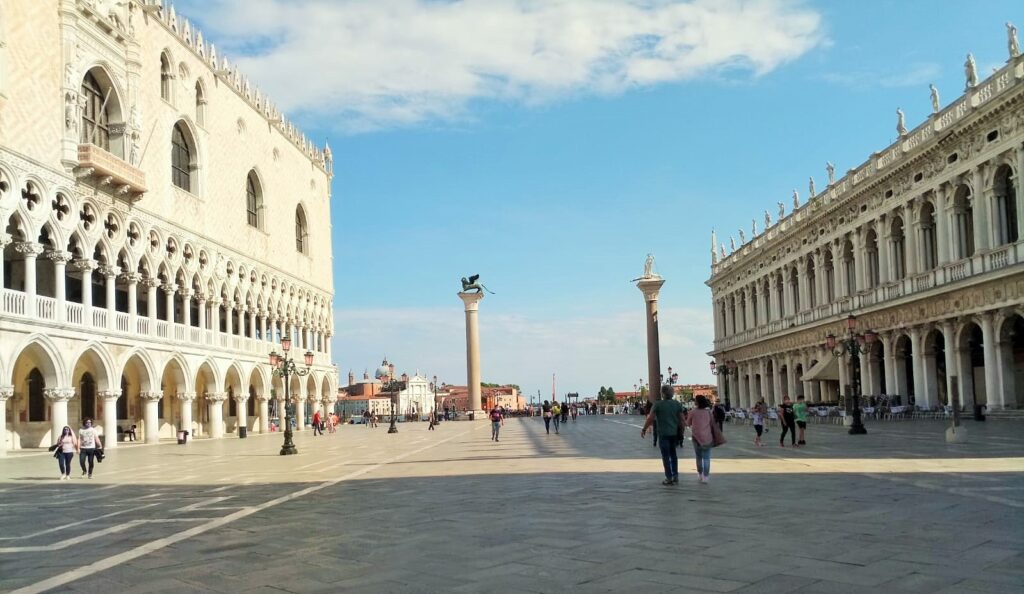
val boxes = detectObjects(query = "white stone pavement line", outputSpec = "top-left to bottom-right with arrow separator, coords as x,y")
173,497 -> 236,514
0,519 -> 203,553
865,473 -> 1024,509
10,425 -> 484,594
0,504 -> 160,542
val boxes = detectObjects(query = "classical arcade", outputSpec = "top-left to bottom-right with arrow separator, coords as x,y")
0,1 -> 338,453
709,32 -> 1024,412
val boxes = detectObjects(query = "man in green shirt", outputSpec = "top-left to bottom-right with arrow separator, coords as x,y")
794,395 -> 809,446
641,386 -> 686,485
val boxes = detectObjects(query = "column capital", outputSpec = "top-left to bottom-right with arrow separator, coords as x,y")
14,241 -> 44,256
0,232 -> 11,248
71,258 -> 97,272
141,277 -> 162,290
0,386 -> 14,401
44,388 -> 75,402
234,393 -> 249,403
161,283 -> 178,294
194,292 -> 207,303
206,392 -> 228,403
635,277 -> 665,301
458,291 -> 485,311
179,288 -> 194,299
46,249 -> 72,264
176,391 -> 197,402
121,272 -> 143,285
98,265 -> 121,278
256,393 -> 272,402
208,297 -> 222,307
98,390 -> 121,400
140,391 -> 163,402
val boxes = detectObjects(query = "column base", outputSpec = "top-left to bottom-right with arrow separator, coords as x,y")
945,426 -> 968,444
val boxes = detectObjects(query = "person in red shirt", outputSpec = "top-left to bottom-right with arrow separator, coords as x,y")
489,406 -> 504,442
312,410 -> 322,436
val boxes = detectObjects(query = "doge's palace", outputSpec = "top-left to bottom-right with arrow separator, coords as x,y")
0,0 -> 337,453
709,30 -> 1024,414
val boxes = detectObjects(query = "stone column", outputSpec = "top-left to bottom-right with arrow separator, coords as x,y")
882,333 -> 897,396
235,394 -> 248,435
163,283 -> 177,324
940,322 -> 958,408
15,242 -> 42,311
878,220 -> 892,285
48,250 -> 70,321
746,366 -> 757,408
260,312 -> 268,342
144,278 -> 159,328
771,357 -> 784,406
207,392 -> 226,438
268,314 -> 278,343
177,392 -> 195,440
715,365 -> 726,405
209,298 -> 221,333
837,352 -> 849,397
759,359 -> 770,405
785,353 -> 797,399
45,388 -> 74,445
1016,148 -> 1024,240
249,308 -> 257,339
73,259 -> 96,319
979,313 -> 1001,409
258,394 -> 270,433
293,393 -> 305,430
905,202 -> 920,276
0,386 -> 13,457
635,277 -> 665,406
971,165 -> 990,253
225,302 -> 233,335
100,390 -> 119,449
935,185 -> 951,265
459,290 -> 487,413
858,348 -> 870,398
181,289 -> 192,329
141,391 -> 162,444
125,272 -> 139,322
101,265 -> 120,329
908,327 -> 927,407
197,294 -> 207,330
0,234 -> 9,291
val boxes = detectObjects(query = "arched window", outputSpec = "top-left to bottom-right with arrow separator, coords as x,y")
80,72 -> 110,150
171,122 -> 194,192
919,201 -> 938,270
805,257 -> 816,308
246,171 -> 261,228
952,185 -> 974,259
789,266 -> 800,312
195,80 -> 207,126
160,52 -> 172,101
762,280 -> 771,323
993,165 -> 1018,245
295,206 -> 308,253
891,216 -> 906,280
28,368 -> 45,423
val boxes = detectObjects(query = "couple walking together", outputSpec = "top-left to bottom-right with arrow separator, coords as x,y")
641,386 -> 723,485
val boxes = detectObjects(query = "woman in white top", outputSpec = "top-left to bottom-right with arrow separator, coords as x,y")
55,426 -> 78,480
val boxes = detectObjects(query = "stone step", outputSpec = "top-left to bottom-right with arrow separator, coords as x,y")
985,409 -> 1024,420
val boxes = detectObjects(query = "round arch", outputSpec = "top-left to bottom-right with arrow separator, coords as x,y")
69,341 -> 116,392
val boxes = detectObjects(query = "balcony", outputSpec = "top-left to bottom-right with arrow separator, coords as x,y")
77,143 -> 147,201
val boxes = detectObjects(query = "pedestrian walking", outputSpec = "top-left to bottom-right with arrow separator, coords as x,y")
570,404 -> 578,423
54,426 -> 77,480
560,403 -> 569,425
640,386 -> 685,485
312,410 -> 322,436
542,400 -> 553,434
794,395 -> 809,446
78,418 -> 102,479
362,409 -> 371,427
489,406 -> 504,441
751,399 -> 766,447
686,395 -> 715,483
778,395 -> 796,447
552,402 -> 561,434
712,396 -> 726,431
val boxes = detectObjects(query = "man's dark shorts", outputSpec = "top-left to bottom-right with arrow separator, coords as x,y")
797,421 -> 807,429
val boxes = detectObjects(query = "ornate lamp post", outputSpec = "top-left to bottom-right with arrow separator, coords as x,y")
433,375 -> 439,420
710,359 -> 738,409
375,360 -> 402,434
268,336 -> 314,456
825,314 -> 875,435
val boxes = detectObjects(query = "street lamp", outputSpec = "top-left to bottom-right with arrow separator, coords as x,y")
375,360 -> 402,434
268,336 -> 314,455
433,375 -> 439,422
709,359 -> 738,376
825,314 -> 875,435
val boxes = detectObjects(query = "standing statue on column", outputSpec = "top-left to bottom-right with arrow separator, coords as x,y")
826,161 -> 835,186
808,176 -> 816,198
1008,22 -> 1020,59
792,189 -> 799,210
929,84 -> 941,113
964,53 -> 978,89
896,107 -> 907,136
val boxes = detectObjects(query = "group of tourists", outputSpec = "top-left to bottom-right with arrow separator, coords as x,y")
310,410 -> 339,436
538,400 -> 580,434
51,418 -> 103,480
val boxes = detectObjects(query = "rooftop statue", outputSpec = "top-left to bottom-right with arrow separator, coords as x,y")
896,107 -> 907,136
929,84 -> 940,114
826,161 -> 835,186
1009,22 -> 1020,59
738,229 -> 746,244
729,237 -> 736,252
633,253 -> 662,281
965,53 -> 978,89
461,274 -> 494,294
792,189 -> 799,210
719,244 -> 726,259
764,210 -> 771,228
751,219 -> 757,236
777,201 -> 785,219
808,176 -> 816,198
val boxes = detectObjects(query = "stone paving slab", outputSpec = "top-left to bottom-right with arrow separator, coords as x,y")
0,416 -> 1022,593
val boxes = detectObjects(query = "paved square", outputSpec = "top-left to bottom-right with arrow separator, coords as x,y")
1,417 -> 1022,593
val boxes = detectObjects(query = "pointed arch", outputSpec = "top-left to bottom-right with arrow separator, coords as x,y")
8,333 -> 68,388
69,341 -> 116,392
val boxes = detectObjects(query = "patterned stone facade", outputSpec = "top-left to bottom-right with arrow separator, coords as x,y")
0,1 -> 338,452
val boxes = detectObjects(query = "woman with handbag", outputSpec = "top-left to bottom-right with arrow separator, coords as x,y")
686,396 -> 716,484
54,426 -> 78,480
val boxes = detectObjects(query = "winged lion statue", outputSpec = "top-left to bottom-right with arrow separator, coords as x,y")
461,274 -> 494,294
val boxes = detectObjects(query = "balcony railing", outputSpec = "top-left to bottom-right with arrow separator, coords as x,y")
713,243 -> 1023,351
0,288 -> 332,367
77,143 -> 147,201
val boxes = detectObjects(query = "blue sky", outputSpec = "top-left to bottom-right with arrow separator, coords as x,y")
181,0 -> 1021,401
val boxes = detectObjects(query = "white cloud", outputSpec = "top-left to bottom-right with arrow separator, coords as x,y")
822,62 -> 941,89
331,306 -> 715,398
185,0 -> 824,131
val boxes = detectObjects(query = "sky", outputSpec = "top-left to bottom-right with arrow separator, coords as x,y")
179,0 -> 1022,401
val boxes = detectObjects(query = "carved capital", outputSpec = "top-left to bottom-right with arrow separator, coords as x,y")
176,391 -> 196,402
256,393 -> 272,402
140,391 -> 163,402
46,250 -> 72,264
161,283 -> 178,294
98,390 -> 121,401
98,265 -> 121,278
206,392 -> 228,403
141,277 -> 162,290
14,242 -> 44,257
0,386 -> 14,401
44,388 -> 75,402
70,258 -> 97,273
121,272 -> 143,285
